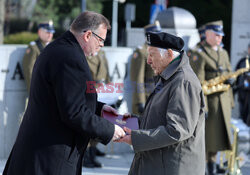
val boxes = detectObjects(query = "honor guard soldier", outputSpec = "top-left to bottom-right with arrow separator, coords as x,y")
187,24 -> 206,58
22,20 -> 55,93
190,20 -> 235,175
86,50 -> 111,84
130,21 -> 161,115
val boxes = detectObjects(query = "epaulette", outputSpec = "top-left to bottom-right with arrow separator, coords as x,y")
30,41 -> 36,46
137,45 -> 143,50
197,48 -> 203,53
99,51 -> 105,59
132,51 -> 139,59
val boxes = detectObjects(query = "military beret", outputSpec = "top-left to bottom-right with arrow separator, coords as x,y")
146,31 -> 184,52
144,20 -> 161,34
38,20 -> 55,33
205,20 -> 224,36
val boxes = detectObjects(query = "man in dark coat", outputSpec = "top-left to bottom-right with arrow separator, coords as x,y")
3,11 -> 125,175
117,32 -> 206,175
235,43 -> 250,125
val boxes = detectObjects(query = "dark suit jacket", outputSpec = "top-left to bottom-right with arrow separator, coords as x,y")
3,31 -> 114,175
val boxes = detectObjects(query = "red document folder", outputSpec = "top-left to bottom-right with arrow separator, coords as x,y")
102,111 -> 139,130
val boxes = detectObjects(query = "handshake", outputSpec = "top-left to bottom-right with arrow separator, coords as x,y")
102,105 -> 136,145
112,125 -> 132,145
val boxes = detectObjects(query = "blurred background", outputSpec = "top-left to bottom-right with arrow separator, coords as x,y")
0,0 -> 232,51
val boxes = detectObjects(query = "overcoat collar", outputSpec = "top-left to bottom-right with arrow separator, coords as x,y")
159,51 -> 188,81
62,31 -> 85,56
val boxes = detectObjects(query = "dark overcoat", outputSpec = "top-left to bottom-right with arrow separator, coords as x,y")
129,53 -> 206,175
3,31 -> 114,175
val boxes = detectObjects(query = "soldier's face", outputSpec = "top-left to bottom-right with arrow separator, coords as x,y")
206,30 -> 223,47
147,46 -> 172,75
38,29 -> 53,43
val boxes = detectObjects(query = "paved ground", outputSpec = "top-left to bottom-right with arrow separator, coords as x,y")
1,153 -> 250,174
82,153 -> 133,175
0,153 -> 134,175
241,157 -> 250,175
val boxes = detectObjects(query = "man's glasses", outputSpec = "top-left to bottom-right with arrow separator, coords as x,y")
92,31 -> 105,44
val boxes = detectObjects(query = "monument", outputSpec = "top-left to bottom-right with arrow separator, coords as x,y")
126,7 -> 200,50
231,0 -> 250,69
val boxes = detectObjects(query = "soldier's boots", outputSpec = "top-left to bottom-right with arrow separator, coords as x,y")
83,147 -> 102,168
207,161 -> 217,175
216,164 -> 226,174
207,162 -> 226,175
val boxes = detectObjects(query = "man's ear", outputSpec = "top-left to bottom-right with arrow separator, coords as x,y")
167,49 -> 173,59
37,29 -> 42,35
205,30 -> 210,38
82,30 -> 92,42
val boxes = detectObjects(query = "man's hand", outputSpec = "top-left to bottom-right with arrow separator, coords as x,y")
224,78 -> 236,86
123,113 -> 131,118
102,104 -> 118,116
115,127 -> 132,145
112,125 -> 126,141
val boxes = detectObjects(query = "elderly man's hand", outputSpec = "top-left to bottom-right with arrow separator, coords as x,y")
123,113 -> 132,118
112,125 -> 126,141
115,127 -> 132,145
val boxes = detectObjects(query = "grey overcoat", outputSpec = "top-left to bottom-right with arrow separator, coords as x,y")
129,53 -> 206,175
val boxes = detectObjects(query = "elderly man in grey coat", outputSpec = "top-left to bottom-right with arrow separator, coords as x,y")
117,32 -> 206,175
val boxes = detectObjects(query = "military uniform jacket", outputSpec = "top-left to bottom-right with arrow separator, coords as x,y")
86,50 -> 110,83
130,44 -> 155,114
3,31 -> 114,175
189,42 -> 234,152
22,39 -> 46,92
129,53 -> 206,175
187,41 -> 203,59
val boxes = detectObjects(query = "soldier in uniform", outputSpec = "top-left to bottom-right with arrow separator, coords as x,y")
187,24 -> 206,59
190,20 -> 235,175
86,50 -> 111,84
130,21 -> 161,115
235,43 -> 250,126
22,20 -> 55,93
83,49 -> 110,168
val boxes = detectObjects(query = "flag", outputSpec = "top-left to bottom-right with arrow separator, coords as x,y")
149,0 -> 168,24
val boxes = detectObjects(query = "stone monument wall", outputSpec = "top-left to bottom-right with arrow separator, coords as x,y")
231,0 -> 250,69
